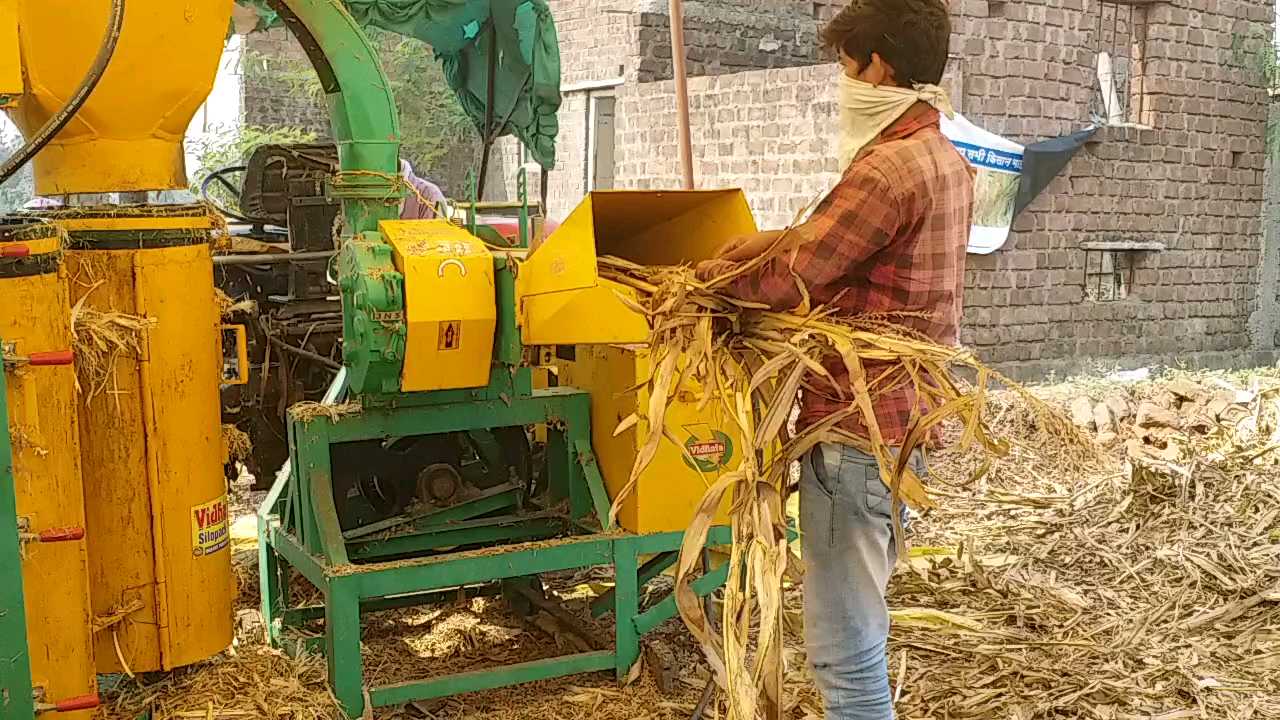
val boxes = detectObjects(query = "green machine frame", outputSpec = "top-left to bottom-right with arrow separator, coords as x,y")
256,263 -> 733,715
0,349 -> 36,720
256,2 -> 729,715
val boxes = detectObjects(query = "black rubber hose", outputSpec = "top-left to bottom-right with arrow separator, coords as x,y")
0,0 -> 127,186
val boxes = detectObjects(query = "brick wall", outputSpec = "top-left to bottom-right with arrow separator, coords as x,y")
634,0 -> 822,81
595,0 -> 1278,377
549,0 -> 633,85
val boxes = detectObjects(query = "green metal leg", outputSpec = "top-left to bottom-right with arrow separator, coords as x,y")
0,365 -> 35,720
259,456 -> 294,648
326,577 -> 364,718
284,420 -> 302,547
574,439 -> 612,531
295,420 -> 350,566
546,426 -> 570,511
500,576 -> 544,618
612,540 -> 641,681
561,400 -> 596,523
259,523 -> 289,646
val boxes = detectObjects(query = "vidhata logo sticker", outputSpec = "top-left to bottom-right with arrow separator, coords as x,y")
191,496 -> 230,557
682,429 -> 735,472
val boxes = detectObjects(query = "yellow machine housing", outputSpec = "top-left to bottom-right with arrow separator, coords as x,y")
383,220 -> 498,392
0,3 -> 20,109
519,191 -> 760,533
6,0 -> 232,194
0,219 -> 96,720
48,206 -> 233,673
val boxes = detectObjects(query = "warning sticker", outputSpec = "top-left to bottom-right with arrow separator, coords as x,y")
191,496 -> 229,557
439,321 -> 461,351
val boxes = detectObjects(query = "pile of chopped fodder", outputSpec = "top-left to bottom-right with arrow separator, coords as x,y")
356,577 -> 714,720
769,369 -> 1280,720
600,249 -> 1093,719
102,645 -> 343,720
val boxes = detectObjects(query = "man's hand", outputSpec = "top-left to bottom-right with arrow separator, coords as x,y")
695,258 -> 736,282
715,230 -> 785,261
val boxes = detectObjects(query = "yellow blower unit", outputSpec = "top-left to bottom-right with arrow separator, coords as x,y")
518,190 -> 760,533
46,205 -> 233,673
382,219 -> 498,392
0,218 -> 97,719
5,0 -> 232,194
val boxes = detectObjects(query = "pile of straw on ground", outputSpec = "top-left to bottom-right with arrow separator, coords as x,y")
853,370 -> 1280,720
103,644 -> 343,720
98,369 -> 1279,720
600,251 -> 1093,719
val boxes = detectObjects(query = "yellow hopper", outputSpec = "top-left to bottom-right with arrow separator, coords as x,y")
518,190 -> 759,533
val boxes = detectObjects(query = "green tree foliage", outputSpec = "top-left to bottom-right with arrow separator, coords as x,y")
243,28 -> 475,173
1231,26 -> 1280,160
0,132 -> 36,213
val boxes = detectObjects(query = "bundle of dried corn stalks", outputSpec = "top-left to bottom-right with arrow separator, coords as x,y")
599,245 -> 1092,719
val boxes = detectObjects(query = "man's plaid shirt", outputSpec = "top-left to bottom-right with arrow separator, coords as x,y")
716,108 -> 973,444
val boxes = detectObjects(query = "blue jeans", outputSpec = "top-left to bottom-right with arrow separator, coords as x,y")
801,443 -> 920,720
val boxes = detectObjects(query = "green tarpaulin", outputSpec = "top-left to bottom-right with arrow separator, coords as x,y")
237,0 -> 561,168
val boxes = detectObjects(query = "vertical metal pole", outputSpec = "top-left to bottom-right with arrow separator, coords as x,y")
612,539 -> 640,679
668,0 -> 696,189
0,359 -> 36,720
477,25 -> 499,202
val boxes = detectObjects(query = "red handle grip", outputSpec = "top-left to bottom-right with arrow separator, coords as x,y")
27,351 -> 74,367
0,245 -> 30,258
38,527 -> 85,543
53,694 -> 100,712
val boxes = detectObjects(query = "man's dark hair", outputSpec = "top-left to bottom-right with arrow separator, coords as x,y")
820,0 -> 952,87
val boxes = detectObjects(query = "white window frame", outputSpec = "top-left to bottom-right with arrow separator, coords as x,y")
585,91 -> 617,192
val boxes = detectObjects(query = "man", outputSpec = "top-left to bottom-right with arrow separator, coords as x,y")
695,1 -> 971,718
400,159 -> 448,220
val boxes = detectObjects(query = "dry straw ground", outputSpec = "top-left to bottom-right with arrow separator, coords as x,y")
98,371 -> 1280,720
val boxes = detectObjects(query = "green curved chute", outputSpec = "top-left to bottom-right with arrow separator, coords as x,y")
237,0 -> 561,167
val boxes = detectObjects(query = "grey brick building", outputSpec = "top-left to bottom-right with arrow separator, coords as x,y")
513,0 -> 1279,378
